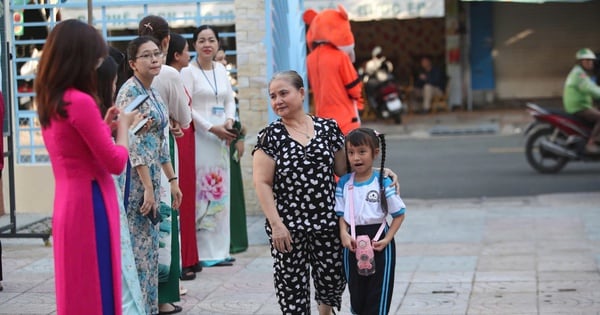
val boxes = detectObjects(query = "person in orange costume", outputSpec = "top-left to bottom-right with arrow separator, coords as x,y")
304,4 -> 364,135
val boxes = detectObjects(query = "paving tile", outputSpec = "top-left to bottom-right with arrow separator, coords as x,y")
412,271 -> 474,283
539,291 -> 600,314
539,280 -> 600,293
472,281 -> 536,294
396,291 -> 469,315
406,282 -> 472,295
187,293 -> 274,314
477,254 -> 535,271
417,256 -> 477,272
0,292 -> 56,315
395,243 -> 428,255
537,240 -> 593,254
424,243 -> 481,256
396,256 -> 421,272
2,191 -> 600,314
537,253 -> 598,272
475,271 -> 536,282
538,271 -> 600,282
481,241 -> 536,256
468,292 -> 537,314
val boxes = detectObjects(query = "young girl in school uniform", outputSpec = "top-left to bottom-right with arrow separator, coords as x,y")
335,128 -> 406,315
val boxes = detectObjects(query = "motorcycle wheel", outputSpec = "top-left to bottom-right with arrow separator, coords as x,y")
525,126 -> 569,174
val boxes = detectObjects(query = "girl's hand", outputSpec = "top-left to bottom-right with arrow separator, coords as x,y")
340,230 -> 356,252
372,238 -> 390,252
140,188 -> 156,216
270,221 -> 293,253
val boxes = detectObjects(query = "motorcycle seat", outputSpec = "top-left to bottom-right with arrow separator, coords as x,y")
546,109 -> 595,128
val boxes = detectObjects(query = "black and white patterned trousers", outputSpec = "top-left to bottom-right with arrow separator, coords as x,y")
266,223 -> 346,314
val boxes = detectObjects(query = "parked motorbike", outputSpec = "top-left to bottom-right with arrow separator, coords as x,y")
364,70 -> 404,124
524,102 -> 599,173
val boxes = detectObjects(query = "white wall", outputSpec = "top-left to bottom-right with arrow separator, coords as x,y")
13,164 -> 54,214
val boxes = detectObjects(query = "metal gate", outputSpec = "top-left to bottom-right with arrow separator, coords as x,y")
6,0 -> 235,165
1,0 -> 234,242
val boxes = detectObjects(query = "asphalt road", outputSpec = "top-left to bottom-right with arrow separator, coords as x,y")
385,134 -> 600,199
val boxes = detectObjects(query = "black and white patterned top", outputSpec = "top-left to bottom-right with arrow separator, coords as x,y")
253,115 -> 345,232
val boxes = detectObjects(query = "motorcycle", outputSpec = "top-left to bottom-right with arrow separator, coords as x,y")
364,69 -> 404,124
524,102 -> 599,173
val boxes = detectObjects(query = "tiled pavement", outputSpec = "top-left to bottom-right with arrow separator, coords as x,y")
1,192 -> 600,315
2,107 -> 599,314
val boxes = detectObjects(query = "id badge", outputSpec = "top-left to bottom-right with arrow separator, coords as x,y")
212,106 -> 225,117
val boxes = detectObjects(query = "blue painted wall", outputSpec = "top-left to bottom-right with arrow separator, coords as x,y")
469,2 -> 495,90
265,0 -> 307,123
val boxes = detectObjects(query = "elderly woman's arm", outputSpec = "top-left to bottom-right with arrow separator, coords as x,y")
333,147 -> 347,177
253,149 -> 292,253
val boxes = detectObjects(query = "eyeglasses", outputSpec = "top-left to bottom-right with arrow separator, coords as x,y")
135,50 -> 163,61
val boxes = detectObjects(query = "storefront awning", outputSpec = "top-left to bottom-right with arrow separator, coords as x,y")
461,0 -> 590,3
304,0 -> 445,21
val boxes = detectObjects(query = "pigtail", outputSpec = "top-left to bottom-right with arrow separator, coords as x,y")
376,131 -> 388,213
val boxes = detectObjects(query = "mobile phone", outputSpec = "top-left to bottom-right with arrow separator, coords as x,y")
124,95 -> 149,113
131,117 -> 149,135
148,211 -> 161,225
226,128 -> 239,136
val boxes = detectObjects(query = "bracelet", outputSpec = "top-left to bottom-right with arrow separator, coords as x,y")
168,176 -> 178,183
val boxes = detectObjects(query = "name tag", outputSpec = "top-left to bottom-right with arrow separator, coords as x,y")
212,106 -> 225,116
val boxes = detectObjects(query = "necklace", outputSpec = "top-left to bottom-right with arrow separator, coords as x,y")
197,59 -> 219,105
284,116 -> 311,140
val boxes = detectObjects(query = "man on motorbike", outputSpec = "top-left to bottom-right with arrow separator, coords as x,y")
563,48 -> 600,154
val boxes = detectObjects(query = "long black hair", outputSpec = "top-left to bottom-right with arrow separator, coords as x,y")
96,55 -> 118,117
166,33 -> 187,66
345,128 -> 388,212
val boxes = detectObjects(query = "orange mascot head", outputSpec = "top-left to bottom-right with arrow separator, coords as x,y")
303,4 -> 356,62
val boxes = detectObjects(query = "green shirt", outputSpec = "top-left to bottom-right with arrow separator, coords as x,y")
563,64 -> 600,114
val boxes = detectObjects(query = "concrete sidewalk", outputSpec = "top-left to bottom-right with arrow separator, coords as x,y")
361,108 -> 533,139
1,192 -> 600,314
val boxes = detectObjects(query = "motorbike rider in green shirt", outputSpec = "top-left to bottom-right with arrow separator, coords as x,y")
563,48 -> 600,154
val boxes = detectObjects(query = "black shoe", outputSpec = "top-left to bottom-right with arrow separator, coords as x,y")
193,262 -> 203,272
158,303 -> 182,315
180,267 -> 196,281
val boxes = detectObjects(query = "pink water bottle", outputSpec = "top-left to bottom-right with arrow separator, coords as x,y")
355,235 -> 376,276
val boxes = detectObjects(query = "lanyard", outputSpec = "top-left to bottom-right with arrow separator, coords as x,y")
133,76 -> 167,129
196,59 -> 219,105
348,173 -> 386,242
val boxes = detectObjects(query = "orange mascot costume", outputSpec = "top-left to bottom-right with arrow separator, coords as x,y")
304,4 -> 364,135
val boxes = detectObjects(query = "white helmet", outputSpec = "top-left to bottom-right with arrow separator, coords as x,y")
576,48 -> 596,60
371,46 -> 382,58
